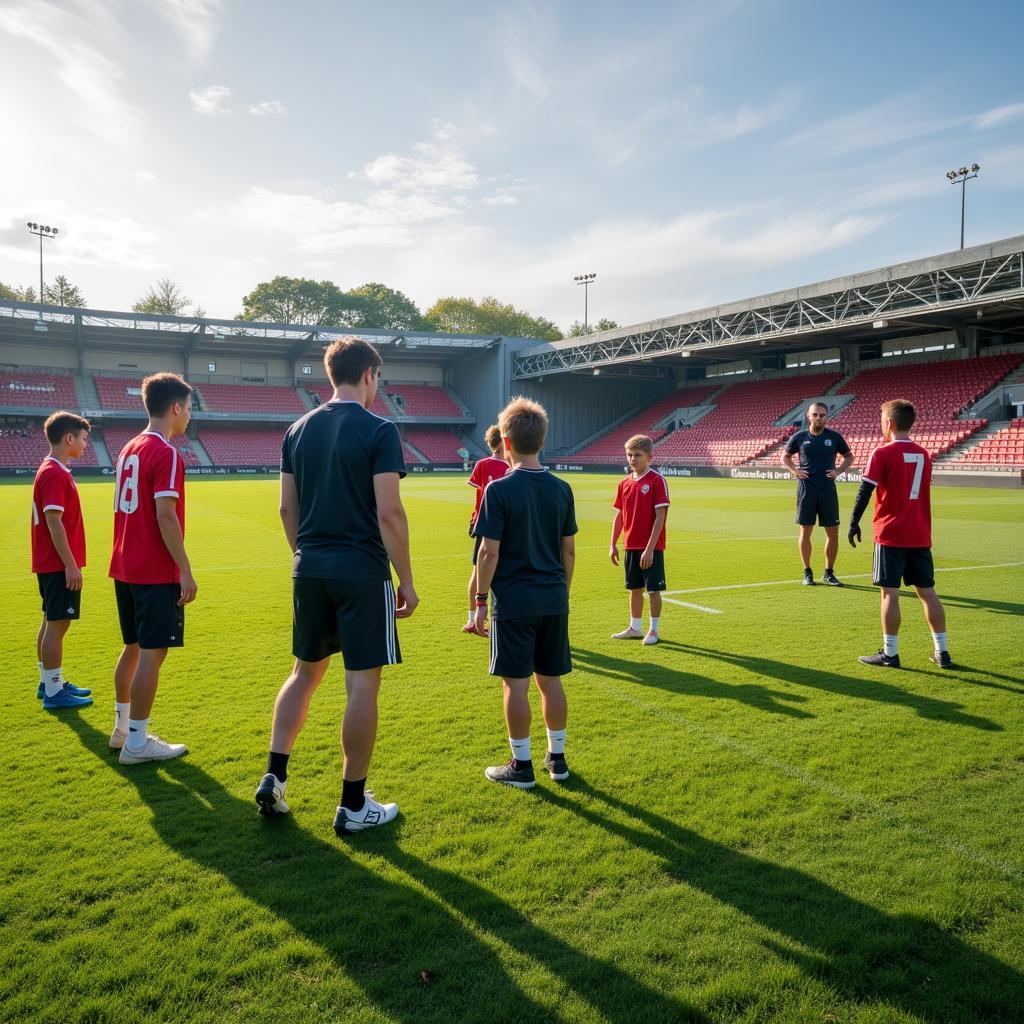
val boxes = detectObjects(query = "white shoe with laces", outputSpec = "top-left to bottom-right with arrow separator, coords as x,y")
118,734 -> 188,765
611,627 -> 644,640
642,631 -> 659,645
109,728 -> 128,750
333,792 -> 398,835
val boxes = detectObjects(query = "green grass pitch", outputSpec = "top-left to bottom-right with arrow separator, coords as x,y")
1,473 -> 1022,1024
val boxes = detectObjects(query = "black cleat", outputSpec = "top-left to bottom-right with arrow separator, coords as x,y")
822,570 -> 843,587
484,759 -> 536,789
543,752 -> 569,782
858,650 -> 901,669
255,773 -> 289,815
802,569 -> 815,586
929,650 -> 953,669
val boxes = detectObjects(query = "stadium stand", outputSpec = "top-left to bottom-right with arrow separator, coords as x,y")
946,418 -> 1024,466
103,425 -> 200,466
826,352 -> 1023,466
0,370 -> 78,409
0,426 -> 99,467
94,376 -> 147,412
304,383 -> 392,417
403,428 -> 466,463
197,428 -> 284,466
386,384 -> 463,417
195,382 -> 305,415
653,372 -> 842,465
573,384 -> 722,463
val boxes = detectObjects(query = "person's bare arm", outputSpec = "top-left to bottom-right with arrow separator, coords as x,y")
641,507 -> 668,569
473,537 -> 500,636
828,452 -> 854,480
610,509 -> 623,565
279,472 -> 298,552
155,497 -> 197,605
374,472 -> 418,618
782,451 -> 808,479
44,510 -> 82,590
562,535 -> 576,594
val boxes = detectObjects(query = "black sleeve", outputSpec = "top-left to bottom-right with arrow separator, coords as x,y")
835,432 -> 851,456
474,484 -> 504,541
562,485 -> 579,537
784,431 -> 803,456
373,422 -> 407,478
280,428 -> 293,474
849,480 -> 876,526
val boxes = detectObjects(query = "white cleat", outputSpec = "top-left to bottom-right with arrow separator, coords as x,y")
118,734 -> 188,765
611,627 -> 644,640
109,729 -> 128,750
642,631 -> 659,646
333,792 -> 398,835
255,773 -> 290,815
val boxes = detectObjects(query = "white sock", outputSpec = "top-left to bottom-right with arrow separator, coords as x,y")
125,718 -> 150,750
932,631 -> 948,654
883,634 -> 899,657
649,617 -> 660,633
509,736 -> 531,763
630,617 -> 643,631
115,702 -> 131,733
43,668 -> 63,698
37,661 -> 44,684
467,610 -> 475,625
546,728 -> 566,756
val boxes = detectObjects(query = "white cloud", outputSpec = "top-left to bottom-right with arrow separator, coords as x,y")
189,84 -> 232,115
975,101 -> 1024,129
481,194 -> 519,206
159,0 -> 222,62
705,92 -> 799,143
354,122 -> 478,191
247,100 -> 287,116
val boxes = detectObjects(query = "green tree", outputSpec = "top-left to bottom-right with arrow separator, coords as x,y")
133,278 -> 193,316
237,276 -> 369,326
43,275 -> 86,307
425,295 -> 561,341
0,282 -> 37,302
567,317 -> 619,337
349,282 -> 426,330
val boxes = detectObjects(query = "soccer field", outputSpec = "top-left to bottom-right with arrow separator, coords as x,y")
1,474 -> 1022,1024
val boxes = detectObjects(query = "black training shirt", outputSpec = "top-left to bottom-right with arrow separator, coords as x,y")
473,467 -> 578,620
785,428 -> 850,490
281,400 -> 406,580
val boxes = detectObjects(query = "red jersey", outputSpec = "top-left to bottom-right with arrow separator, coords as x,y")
31,457 -> 86,573
109,431 -> 186,584
468,456 -> 509,520
862,439 -> 932,548
613,469 -> 670,550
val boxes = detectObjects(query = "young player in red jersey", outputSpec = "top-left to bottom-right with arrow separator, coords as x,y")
109,373 -> 198,763
609,435 -> 670,645
463,423 -> 509,633
848,399 -> 952,669
31,411 -> 94,710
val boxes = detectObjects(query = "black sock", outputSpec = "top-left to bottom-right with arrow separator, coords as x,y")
512,758 -> 532,771
547,750 -> 564,761
341,777 -> 366,812
267,751 -> 289,782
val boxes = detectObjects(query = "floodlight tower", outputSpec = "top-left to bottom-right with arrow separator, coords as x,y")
26,221 -> 59,305
573,272 -> 597,335
945,164 -> 979,250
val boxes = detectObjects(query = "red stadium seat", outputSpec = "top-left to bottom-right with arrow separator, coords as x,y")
0,370 -> 78,410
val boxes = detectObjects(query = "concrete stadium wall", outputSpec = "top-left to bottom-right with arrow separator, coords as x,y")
1,344 -> 77,371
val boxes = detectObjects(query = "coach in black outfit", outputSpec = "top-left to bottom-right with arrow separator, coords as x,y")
781,400 -> 852,587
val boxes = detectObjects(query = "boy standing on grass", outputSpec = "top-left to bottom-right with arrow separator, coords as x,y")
609,435 -> 670,646
255,337 -> 418,835
109,372 -> 198,764
32,411 -> 94,710
848,398 -> 952,669
473,397 -> 577,788
463,423 -> 509,634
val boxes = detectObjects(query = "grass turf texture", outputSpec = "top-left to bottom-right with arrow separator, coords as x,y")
1,474 -> 1022,1024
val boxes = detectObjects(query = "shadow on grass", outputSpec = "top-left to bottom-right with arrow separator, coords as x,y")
655,641 -> 1002,732
536,776 -> 1024,1023
572,646 -> 815,719
841,582 -> 1024,618
58,716 -> 707,1024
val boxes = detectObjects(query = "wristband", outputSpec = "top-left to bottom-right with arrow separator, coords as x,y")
475,592 -> 488,601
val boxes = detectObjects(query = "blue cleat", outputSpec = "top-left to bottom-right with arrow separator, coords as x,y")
42,684 -> 94,710
37,681 -> 92,699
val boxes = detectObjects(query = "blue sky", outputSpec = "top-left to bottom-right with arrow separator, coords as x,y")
1,0 -> 1022,331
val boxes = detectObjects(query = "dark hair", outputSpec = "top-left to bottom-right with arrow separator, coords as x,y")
142,372 -> 193,416
808,401 -> 828,414
324,338 -> 383,387
881,398 -> 916,432
498,396 -> 547,455
44,410 -> 90,444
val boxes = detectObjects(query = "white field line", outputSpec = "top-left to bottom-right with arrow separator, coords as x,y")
589,675 -> 1023,881
664,599 -> 723,614
663,561 -> 1024,596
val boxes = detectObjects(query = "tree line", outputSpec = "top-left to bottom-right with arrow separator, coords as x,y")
0,274 -> 618,340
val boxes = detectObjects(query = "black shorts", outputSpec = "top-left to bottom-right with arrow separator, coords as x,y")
37,571 -> 81,622
623,549 -> 667,592
873,545 -> 935,589
114,580 -> 184,649
796,485 -> 840,527
489,614 -> 572,679
293,576 -> 401,670
472,533 -> 483,566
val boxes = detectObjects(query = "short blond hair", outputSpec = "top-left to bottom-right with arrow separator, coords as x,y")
498,396 -> 547,455
625,434 -> 653,456
484,423 -> 502,451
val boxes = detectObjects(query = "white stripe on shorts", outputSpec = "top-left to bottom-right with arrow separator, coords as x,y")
383,581 -> 396,664
489,617 -> 498,674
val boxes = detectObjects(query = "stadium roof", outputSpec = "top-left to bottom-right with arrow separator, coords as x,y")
513,235 -> 1024,379
0,302 -> 514,365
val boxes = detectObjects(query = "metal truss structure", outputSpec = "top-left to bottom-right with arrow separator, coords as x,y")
513,244 -> 1024,379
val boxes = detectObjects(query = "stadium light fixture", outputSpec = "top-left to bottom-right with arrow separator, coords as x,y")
573,272 -> 597,335
26,221 -> 59,327
946,163 -> 980,250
